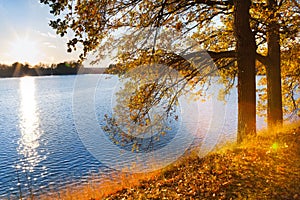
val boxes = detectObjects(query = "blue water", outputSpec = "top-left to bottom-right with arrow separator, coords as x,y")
0,75 -> 188,198
0,76 -> 109,198
0,74 -> 273,198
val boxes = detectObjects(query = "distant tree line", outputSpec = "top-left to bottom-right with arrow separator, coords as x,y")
0,61 -> 106,78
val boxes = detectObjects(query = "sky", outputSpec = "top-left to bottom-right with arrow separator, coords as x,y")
0,0 -> 82,65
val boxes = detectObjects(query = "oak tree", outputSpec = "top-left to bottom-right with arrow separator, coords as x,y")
41,0 -> 299,144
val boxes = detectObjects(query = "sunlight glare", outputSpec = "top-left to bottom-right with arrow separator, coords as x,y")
18,77 -> 43,172
272,142 -> 279,150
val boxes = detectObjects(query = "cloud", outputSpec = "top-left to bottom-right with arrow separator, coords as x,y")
42,41 -> 56,48
48,45 -> 57,48
36,30 -> 57,39
47,32 -> 57,38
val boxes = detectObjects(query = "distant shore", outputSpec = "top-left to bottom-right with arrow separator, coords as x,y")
0,61 -> 107,78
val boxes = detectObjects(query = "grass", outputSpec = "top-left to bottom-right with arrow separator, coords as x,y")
37,122 -> 300,199
37,170 -> 160,200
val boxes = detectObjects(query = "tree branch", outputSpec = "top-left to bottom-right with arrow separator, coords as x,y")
255,53 -> 271,67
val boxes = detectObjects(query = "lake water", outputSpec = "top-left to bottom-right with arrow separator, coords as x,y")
0,74 -> 266,198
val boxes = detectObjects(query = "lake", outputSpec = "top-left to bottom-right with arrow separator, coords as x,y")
0,74 -> 266,198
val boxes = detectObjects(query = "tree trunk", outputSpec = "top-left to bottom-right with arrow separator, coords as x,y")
234,0 -> 257,143
266,0 -> 283,129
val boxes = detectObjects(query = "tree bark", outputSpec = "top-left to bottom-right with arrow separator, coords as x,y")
266,0 -> 283,129
234,0 -> 257,143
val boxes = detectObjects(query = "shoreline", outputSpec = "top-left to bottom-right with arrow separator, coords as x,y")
35,121 -> 300,200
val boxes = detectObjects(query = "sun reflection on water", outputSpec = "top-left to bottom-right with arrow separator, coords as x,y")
17,77 -> 44,172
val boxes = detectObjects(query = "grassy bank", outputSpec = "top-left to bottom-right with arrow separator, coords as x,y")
43,122 -> 300,200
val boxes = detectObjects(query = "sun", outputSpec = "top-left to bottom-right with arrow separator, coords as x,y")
9,37 -> 40,65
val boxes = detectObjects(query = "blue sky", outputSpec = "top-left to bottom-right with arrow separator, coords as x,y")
0,0 -> 80,65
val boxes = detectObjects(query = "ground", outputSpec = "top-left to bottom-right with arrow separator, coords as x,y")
42,123 -> 300,200
104,123 -> 300,200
